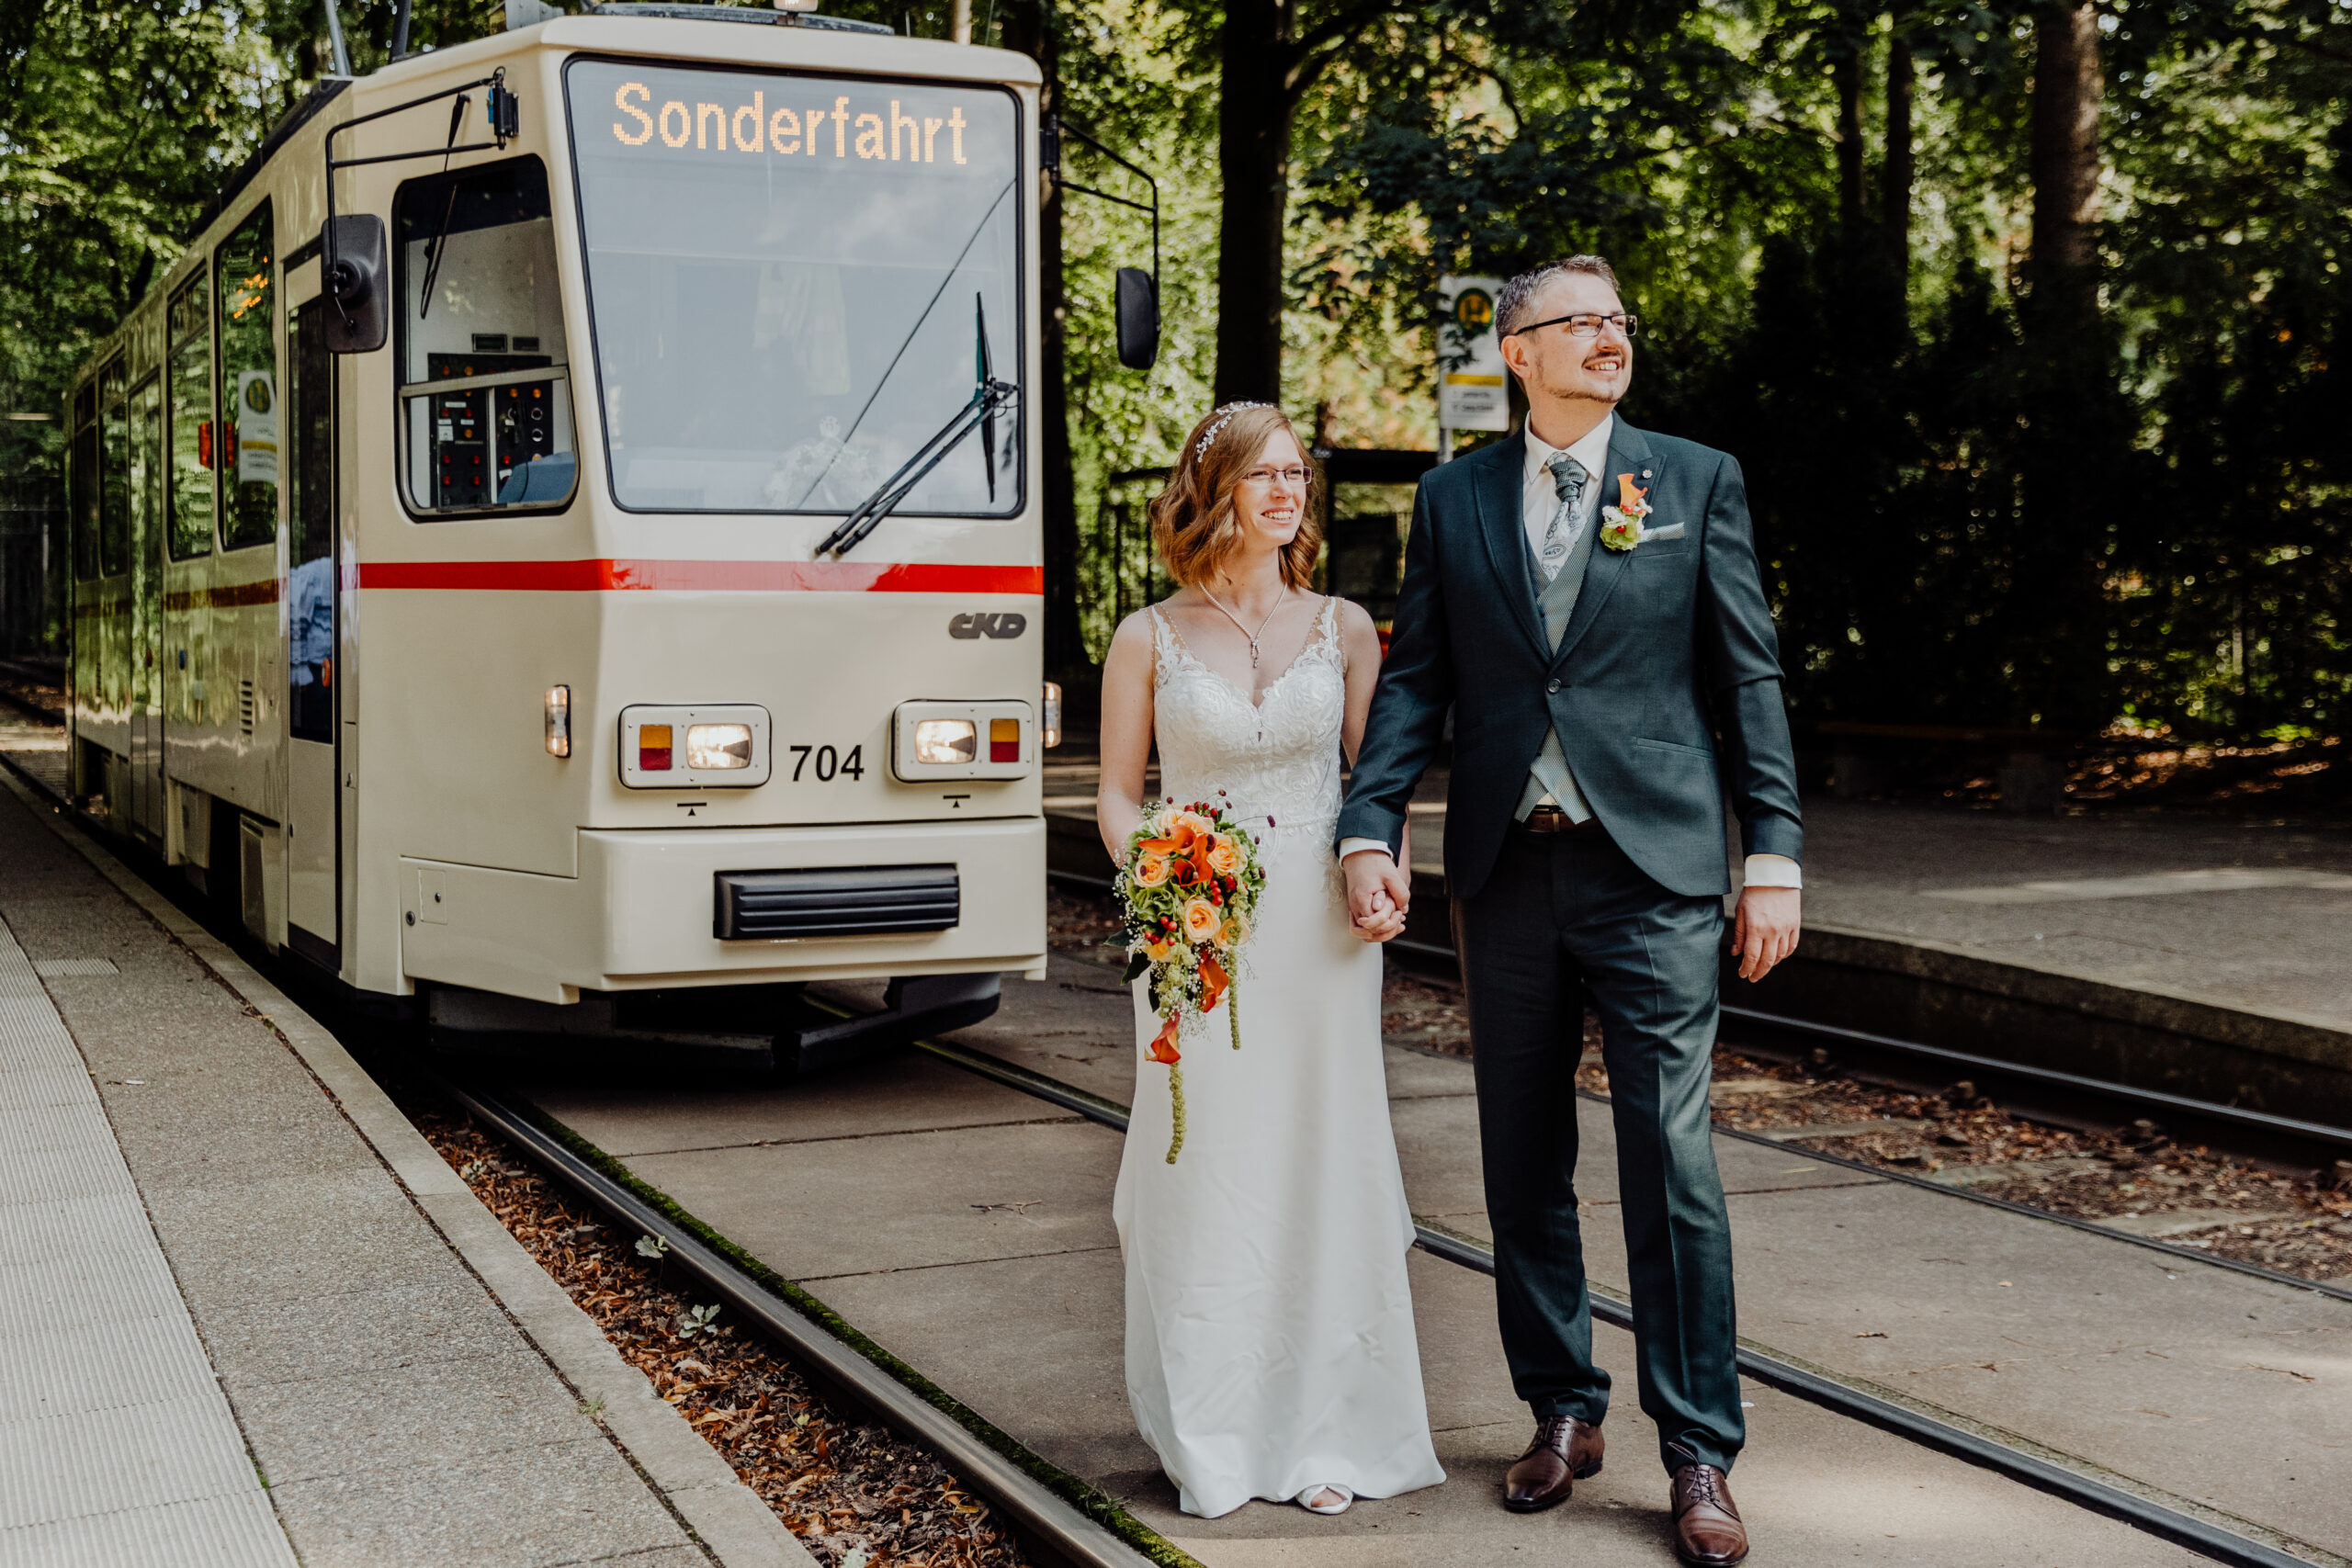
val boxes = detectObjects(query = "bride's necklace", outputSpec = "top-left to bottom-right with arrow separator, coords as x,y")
1198,585 -> 1284,669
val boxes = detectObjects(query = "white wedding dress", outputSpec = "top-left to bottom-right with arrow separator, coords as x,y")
1114,599 -> 1446,1518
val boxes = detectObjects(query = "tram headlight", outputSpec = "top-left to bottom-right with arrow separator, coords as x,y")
618,705 -> 772,788
685,723 -> 753,771
892,701 -> 1033,782
914,718 -> 978,765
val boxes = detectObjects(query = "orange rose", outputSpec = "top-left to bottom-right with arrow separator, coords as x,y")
1181,898 -> 1220,942
1134,852 -> 1172,887
1205,835 -> 1242,875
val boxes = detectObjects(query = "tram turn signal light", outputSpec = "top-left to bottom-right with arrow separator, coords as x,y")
1042,682 -> 1063,749
989,717 -> 1021,763
639,724 -> 673,772
545,685 -> 570,758
914,718 -> 978,765
685,723 -> 753,770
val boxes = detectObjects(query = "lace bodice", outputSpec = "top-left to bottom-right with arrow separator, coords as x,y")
1150,598 -> 1347,841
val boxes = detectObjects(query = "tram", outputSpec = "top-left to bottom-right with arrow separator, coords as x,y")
61,5 -> 1089,1061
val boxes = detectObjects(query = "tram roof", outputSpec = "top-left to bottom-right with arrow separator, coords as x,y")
188,10 -> 1043,246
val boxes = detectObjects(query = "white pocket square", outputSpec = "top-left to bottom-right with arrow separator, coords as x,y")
1644,523 -> 1686,541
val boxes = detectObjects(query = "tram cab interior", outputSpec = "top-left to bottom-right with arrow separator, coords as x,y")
59,6 -> 1132,1067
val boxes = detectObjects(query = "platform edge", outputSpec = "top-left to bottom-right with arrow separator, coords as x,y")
0,768 -> 820,1568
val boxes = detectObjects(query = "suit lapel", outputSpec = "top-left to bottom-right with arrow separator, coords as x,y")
1473,430 -> 1551,662
1549,420 -> 1657,671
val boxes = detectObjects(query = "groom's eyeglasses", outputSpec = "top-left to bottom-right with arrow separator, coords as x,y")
1238,465 -> 1313,489
1504,312 -> 1640,340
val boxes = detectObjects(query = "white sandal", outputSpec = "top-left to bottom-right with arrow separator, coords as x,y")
1295,1483 -> 1354,1515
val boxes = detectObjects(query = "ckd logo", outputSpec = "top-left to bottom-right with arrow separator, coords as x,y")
949,612 -> 1028,639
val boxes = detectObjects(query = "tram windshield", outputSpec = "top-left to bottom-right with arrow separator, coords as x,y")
566,61 -> 1023,516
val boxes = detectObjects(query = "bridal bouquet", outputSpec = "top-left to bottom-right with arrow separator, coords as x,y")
1116,797 -> 1268,1164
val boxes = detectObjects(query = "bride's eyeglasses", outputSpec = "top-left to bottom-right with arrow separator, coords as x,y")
1238,465 -> 1313,490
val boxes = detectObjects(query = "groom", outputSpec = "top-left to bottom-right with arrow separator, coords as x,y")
1337,256 -> 1802,1567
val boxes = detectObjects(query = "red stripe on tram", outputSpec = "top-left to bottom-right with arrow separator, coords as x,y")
356,559 -> 1044,594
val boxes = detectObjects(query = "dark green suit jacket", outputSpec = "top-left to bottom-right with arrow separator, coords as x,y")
1336,420 -> 1803,901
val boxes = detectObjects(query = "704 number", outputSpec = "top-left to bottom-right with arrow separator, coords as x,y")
786,743 -> 865,783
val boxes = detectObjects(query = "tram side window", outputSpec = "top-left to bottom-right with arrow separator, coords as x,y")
99,359 -> 130,577
70,384 -> 99,581
168,273 -> 216,560
394,156 -> 576,515
217,204 -> 278,551
131,378 -> 162,581
288,300 -> 334,744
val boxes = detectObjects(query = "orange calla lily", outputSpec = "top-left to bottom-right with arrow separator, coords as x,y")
1617,472 -> 1646,509
1147,1015 -> 1182,1065
1199,952 -> 1230,1013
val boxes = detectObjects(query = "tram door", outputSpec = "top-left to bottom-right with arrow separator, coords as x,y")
127,376 -> 165,840
284,297 -> 338,964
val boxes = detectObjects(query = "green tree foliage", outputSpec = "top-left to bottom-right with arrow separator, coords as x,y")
5,0 -> 2345,744
1298,0 -> 2352,743
1,2 -> 288,490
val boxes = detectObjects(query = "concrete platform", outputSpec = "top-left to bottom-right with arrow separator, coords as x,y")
0,776 -> 809,1567
1044,770 -> 2352,1124
517,952 -> 2352,1568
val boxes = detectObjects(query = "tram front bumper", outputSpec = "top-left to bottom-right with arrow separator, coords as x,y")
398,817 -> 1046,1004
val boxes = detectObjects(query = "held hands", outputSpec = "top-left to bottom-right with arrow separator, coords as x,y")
1343,849 -> 1412,943
1733,886 -> 1801,982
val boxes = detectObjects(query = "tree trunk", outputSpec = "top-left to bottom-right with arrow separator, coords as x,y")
999,0 -> 1085,677
1214,0 -> 1295,404
1833,43 -> 1866,248
2016,0 -> 2109,733
1883,33 -> 1913,287
2029,1 -> 2101,321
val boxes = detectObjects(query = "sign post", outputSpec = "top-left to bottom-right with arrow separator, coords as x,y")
1435,275 -> 1509,464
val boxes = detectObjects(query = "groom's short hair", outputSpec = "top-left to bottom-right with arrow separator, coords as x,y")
1496,255 -> 1620,338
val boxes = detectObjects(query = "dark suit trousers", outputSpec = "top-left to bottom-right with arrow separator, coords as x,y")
1454,826 -> 1744,1474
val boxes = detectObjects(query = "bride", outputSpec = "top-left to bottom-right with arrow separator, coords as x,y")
1094,402 -> 1446,1519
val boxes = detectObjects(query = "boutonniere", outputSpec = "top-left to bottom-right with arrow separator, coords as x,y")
1600,473 -> 1654,551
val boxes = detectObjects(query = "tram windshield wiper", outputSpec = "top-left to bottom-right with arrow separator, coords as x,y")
819,295 -> 1016,559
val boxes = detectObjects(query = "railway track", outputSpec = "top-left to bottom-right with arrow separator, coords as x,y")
446,1012 -> 2335,1568
15,752 -> 2344,1568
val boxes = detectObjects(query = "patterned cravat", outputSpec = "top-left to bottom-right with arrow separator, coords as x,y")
1540,452 -> 1588,581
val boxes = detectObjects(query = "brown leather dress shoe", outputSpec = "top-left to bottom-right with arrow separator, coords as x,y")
1502,1416 -> 1604,1512
1669,1461 -> 1748,1566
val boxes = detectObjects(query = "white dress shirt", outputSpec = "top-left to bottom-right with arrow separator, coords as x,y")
1522,414 -> 1615,566
1342,421 -> 1801,891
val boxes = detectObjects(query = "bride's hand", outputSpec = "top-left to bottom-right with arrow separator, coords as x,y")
1352,890 -> 1408,943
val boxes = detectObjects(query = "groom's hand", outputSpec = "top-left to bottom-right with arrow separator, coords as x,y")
1343,849 -> 1412,942
1733,887 -> 1802,982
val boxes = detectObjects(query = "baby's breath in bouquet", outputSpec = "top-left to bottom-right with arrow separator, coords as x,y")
1117,796 -> 1269,1163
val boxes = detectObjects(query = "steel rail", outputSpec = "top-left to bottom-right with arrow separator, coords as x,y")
442,1077 -> 1159,1568
1719,1002 -> 2352,1156
1051,866 -> 2352,1158
910,1034 -> 2334,1568
1692,1105 -> 2352,1305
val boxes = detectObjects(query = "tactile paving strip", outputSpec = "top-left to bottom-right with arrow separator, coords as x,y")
0,917 -> 298,1565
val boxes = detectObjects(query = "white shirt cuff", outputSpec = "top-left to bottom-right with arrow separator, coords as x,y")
1743,853 -> 1802,889
1338,838 -> 1393,862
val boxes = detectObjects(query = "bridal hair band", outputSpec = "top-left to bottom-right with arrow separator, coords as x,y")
1193,402 -> 1274,460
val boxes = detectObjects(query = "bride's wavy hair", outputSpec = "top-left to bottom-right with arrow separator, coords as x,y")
1149,404 -> 1321,591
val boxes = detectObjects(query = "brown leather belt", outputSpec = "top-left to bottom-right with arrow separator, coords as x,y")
1518,806 -> 1602,837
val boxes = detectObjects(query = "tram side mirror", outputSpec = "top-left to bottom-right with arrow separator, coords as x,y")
1115,266 -> 1159,371
321,215 -> 388,355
